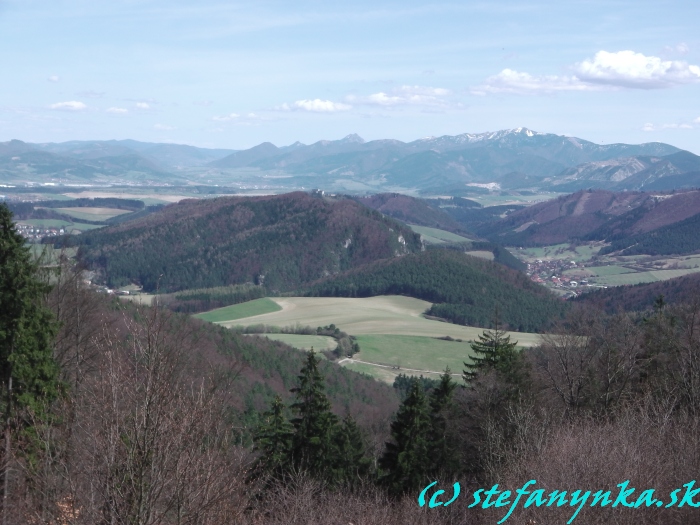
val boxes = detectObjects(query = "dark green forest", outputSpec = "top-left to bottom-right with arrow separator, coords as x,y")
64,192 -> 422,292
306,250 -> 565,332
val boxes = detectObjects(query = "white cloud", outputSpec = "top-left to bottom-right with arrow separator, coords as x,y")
662,43 -> 690,56
474,50 -> 700,95
136,102 -> 151,110
471,70 -> 599,95
212,112 -> 240,121
574,50 -> 700,89
106,107 -> 128,114
49,101 -> 87,111
154,123 -> 176,130
641,122 -> 694,132
694,117 -> 700,124
346,85 -> 454,108
47,75 -> 60,83
290,99 -> 352,112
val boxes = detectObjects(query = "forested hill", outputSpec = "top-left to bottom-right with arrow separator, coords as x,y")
477,189 -> 700,247
70,192 -> 422,292
306,250 -> 565,332
574,272 -> 700,314
353,193 -> 466,234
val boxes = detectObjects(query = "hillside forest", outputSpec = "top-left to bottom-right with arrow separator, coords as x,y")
3,202 -> 700,524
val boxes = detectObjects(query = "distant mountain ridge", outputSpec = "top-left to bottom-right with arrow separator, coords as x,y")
209,128 -> 683,192
3,129 -> 696,193
475,189 -> 700,250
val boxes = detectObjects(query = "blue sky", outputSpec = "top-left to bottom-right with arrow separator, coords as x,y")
1,0 -> 699,153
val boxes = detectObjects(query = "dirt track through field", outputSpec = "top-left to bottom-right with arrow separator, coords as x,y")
337,357 -> 462,377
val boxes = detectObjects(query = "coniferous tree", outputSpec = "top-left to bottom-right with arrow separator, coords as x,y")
252,395 -> 294,480
427,368 -> 457,476
0,204 -> 59,417
463,315 -> 520,386
333,414 -> 371,486
0,203 -> 59,523
289,349 -> 338,479
378,378 -> 431,496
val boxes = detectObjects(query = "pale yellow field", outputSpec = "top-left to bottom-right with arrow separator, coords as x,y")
118,294 -> 155,305
465,250 -> 495,261
55,207 -> 133,219
218,295 -> 542,347
63,192 -> 192,202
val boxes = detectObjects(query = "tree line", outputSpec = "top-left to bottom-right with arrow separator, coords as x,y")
307,249 -> 565,332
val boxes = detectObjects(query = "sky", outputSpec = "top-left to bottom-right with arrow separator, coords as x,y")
1,0 -> 699,153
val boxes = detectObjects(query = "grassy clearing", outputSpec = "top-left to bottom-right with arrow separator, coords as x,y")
352,334 -> 475,376
17,218 -> 103,231
408,225 -> 472,244
595,268 -> 700,286
467,193 -> 563,207
563,265 -> 637,278
52,207 -> 133,221
63,191 -> 192,203
194,297 -> 281,323
30,245 -> 78,261
252,334 -> 337,351
216,296 -> 542,346
465,250 -> 495,261
341,361 -> 417,383
119,294 -> 155,305
516,243 -> 603,262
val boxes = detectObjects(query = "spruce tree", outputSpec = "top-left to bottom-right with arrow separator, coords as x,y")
252,395 -> 294,480
289,350 -> 338,479
463,320 -> 519,385
0,204 -> 59,418
378,378 -> 431,496
333,414 -> 371,485
427,368 -> 457,476
1,203 -> 59,523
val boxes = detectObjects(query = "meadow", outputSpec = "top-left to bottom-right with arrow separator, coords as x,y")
515,242 -> 603,262
210,295 -> 542,383
408,225 -> 472,244
250,334 -> 337,351
193,297 -> 282,323
52,207 -> 133,221
18,218 -> 103,232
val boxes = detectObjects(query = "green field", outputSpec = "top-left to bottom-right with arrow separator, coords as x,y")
563,265 -> 637,278
52,207 -> 133,222
465,250 -> 495,261
466,193 -> 564,207
516,243 -> 603,262
193,297 -> 282,323
341,360 -> 410,383
215,296 -> 541,345
200,295 -> 543,383
18,218 -> 103,231
594,268 -> 700,287
252,334 -> 337,351
351,334 -> 474,376
408,225 -> 472,244
29,244 -> 78,261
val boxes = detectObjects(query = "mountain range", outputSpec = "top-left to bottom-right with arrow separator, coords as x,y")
4,129 -> 700,193
472,189 -> 700,250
